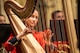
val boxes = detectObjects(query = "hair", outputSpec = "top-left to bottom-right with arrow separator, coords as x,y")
52,10 -> 62,19
0,14 -> 4,17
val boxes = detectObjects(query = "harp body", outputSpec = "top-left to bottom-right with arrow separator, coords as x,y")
4,0 -> 45,53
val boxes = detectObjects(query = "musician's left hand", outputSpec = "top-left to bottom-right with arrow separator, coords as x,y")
16,27 -> 32,40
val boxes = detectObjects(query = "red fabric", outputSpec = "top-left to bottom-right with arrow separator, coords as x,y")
3,31 -> 46,53
32,31 -> 46,49
3,33 -> 17,53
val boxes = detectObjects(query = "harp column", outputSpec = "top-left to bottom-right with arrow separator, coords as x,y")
62,0 -> 79,53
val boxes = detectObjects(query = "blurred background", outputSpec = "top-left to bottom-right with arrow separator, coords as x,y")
0,0 -> 78,53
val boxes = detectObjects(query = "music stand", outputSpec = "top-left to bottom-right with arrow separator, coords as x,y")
0,24 -> 11,44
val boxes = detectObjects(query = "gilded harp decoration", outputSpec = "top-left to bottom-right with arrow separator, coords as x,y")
4,0 -> 45,53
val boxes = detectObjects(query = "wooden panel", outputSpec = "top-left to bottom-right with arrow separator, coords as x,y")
55,20 -> 62,41
50,20 -> 68,41
59,20 -> 67,41
50,20 -> 56,41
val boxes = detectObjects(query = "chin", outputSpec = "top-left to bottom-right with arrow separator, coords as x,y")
31,24 -> 36,27
30,25 -> 34,27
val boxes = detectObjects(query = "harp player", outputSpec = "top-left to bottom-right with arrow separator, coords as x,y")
3,10 -> 46,53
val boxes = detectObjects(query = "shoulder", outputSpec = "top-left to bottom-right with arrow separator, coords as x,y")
38,31 -> 46,36
39,31 -> 45,34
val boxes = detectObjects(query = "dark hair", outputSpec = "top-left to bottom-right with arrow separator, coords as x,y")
52,10 -> 62,19
0,14 -> 4,16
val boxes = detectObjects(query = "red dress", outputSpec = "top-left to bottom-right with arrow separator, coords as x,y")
3,31 -> 46,53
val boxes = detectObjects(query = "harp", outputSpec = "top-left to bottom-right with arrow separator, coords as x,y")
4,0 -> 45,53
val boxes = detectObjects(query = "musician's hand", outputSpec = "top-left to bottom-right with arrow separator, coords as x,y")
16,27 -> 32,40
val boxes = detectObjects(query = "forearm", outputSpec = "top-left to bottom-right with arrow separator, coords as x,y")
3,33 -> 17,51
8,36 -> 19,46
4,28 -> 31,51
